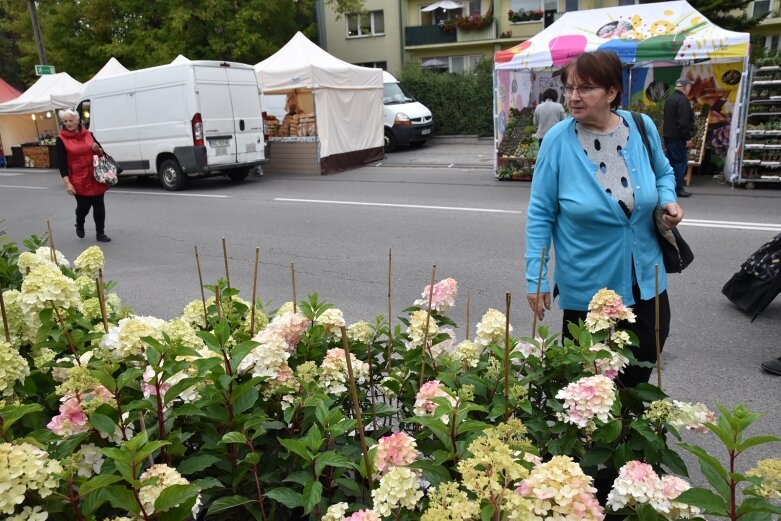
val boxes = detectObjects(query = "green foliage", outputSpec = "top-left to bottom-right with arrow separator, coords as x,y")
0,225 -> 47,290
399,58 -> 494,137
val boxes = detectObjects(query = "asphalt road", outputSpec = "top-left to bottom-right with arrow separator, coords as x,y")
2,138 -> 780,477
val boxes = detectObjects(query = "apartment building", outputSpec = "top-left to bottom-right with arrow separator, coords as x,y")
749,0 -> 781,52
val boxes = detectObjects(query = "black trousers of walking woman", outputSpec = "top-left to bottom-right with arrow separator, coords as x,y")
75,194 -> 106,235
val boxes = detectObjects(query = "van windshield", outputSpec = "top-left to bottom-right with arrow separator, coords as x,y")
383,83 -> 414,105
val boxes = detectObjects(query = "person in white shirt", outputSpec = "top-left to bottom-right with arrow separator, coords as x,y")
533,88 -> 567,145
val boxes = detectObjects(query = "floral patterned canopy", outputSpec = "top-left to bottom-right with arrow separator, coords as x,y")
494,0 -> 749,70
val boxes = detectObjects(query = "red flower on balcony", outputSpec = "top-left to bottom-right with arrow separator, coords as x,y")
442,14 -> 495,32
508,9 -> 543,22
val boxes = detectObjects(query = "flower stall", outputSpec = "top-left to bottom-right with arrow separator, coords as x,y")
254,32 -> 384,176
493,0 -> 750,183
1,225 -> 780,521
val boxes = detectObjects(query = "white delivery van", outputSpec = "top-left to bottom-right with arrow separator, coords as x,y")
382,71 -> 434,152
78,60 -> 267,190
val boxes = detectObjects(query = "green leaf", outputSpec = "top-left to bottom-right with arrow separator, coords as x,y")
135,440 -> 172,464
699,458 -> 730,501
154,484 -> 200,512
630,383 -> 667,402
315,451 -> 356,477
630,421 -> 663,444
78,474 -> 124,496
675,488 -> 729,515
117,367 -> 144,390
660,449 -> 688,477
80,486 -> 108,516
737,435 -> 781,455
193,477 -> 224,490
163,377 -> 200,405
481,503 -> 496,521
265,488 -> 303,509
335,477 -> 361,496
89,413 -> 117,437
305,424 -> 324,453
278,437 -> 313,462
221,432 -> 248,445
0,404 -> 43,432
302,480 -> 323,515
178,455 -> 221,475
636,502 -> 659,521
593,419 -> 622,444
706,422 -> 737,451
580,448 -> 613,469
206,495 -> 255,516
679,443 -> 728,480
738,497 -> 781,516
409,459 -> 453,487
103,485 -> 140,514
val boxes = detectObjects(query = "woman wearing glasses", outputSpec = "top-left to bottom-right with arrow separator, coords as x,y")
524,50 -> 684,389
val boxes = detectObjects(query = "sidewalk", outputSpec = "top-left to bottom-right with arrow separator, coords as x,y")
377,136 -> 495,169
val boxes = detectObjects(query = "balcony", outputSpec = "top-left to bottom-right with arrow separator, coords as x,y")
405,21 -> 500,47
405,25 -> 457,46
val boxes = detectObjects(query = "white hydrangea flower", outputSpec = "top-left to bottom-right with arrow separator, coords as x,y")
322,502 -> 349,521
347,320 -> 375,344
0,442 -> 62,514
475,309 -> 512,347
238,328 -> 291,379
138,464 -> 190,514
74,246 -> 105,279
5,505 -> 48,521
18,262 -> 80,317
101,315 -> 167,360
452,340 -> 480,368
74,443 -> 104,478
406,310 -> 439,349
371,466 -> 424,517
319,348 -> 369,395
315,308 -> 345,338
34,247 -> 69,268
0,341 -> 30,398
430,327 -> 456,358
0,290 -> 40,349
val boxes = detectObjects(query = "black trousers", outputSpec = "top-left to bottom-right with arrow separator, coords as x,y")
75,194 -> 106,235
562,285 -> 671,389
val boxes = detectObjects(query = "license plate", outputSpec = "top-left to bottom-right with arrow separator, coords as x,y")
421,129 -> 431,135
210,139 -> 230,147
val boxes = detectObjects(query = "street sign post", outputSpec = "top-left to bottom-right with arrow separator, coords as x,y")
35,65 -> 55,75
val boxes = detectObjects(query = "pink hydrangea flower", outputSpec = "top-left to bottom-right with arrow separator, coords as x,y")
47,397 -> 89,436
375,432 -> 420,474
414,278 -> 458,313
607,461 -> 700,520
585,288 -> 636,333
345,510 -> 381,521
414,380 -> 455,417
555,375 -> 616,428
264,312 -> 311,352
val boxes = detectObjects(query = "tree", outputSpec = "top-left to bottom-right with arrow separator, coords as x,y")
0,0 -> 363,87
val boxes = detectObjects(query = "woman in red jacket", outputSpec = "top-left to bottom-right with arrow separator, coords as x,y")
55,108 -> 111,242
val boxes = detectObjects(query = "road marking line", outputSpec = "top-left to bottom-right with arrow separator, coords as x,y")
273,198 -> 522,214
0,173 -> 24,177
274,199 -> 781,230
110,190 -> 230,198
0,184 -> 47,190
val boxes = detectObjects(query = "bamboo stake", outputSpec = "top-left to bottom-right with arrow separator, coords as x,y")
504,292 -> 511,420
530,248 -> 545,337
215,286 -> 223,322
291,262 -> 297,313
194,246 -> 208,327
46,220 -> 56,264
0,291 -> 10,342
465,289 -> 472,341
250,247 -> 260,336
386,248 -> 393,370
96,270 -> 108,334
341,326 -> 373,490
654,264 -> 662,390
221,237 -> 231,291
418,265 -> 436,390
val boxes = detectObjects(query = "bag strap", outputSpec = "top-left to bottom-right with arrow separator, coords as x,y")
630,111 -> 653,166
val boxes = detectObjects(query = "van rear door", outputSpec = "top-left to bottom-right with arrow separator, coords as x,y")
225,67 -> 265,165
193,65 -> 237,167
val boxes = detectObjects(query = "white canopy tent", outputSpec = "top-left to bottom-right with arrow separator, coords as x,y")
0,58 -> 130,155
422,0 -> 463,11
255,32 -> 383,174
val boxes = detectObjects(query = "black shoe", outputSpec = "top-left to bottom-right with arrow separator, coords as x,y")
761,357 -> 781,375
676,189 -> 692,198
96,234 -> 111,243
75,223 -> 85,238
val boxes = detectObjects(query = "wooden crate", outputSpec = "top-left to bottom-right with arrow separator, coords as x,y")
23,146 -> 53,168
264,141 -> 321,175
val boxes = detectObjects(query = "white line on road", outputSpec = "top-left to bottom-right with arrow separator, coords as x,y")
0,184 -> 47,190
274,198 -> 781,231
110,190 -> 230,198
273,198 -> 523,215
0,173 -> 24,177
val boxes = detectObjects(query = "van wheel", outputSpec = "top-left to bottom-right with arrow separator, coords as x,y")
384,130 -> 398,153
227,168 -> 250,182
159,159 -> 187,191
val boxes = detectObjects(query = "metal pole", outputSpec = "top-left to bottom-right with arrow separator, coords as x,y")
27,0 -> 47,65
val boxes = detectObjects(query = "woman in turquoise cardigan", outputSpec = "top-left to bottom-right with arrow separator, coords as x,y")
525,50 -> 684,389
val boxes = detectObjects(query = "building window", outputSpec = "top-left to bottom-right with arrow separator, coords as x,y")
618,0 -> 638,5
767,35 -> 781,50
425,54 -> 485,73
355,61 -> 388,70
511,0 -> 543,12
564,0 -> 578,11
753,0 -> 771,17
468,1 -> 482,15
346,10 -> 385,37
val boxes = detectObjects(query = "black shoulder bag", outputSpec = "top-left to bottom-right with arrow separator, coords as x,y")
630,111 -> 694,274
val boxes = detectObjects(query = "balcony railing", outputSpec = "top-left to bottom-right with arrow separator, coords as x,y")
405,21 -> 501,46
405,25 -> 457,46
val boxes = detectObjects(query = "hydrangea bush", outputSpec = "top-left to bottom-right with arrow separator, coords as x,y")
0,236 -> 779,521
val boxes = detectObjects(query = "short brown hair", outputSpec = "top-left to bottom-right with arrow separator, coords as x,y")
561,51 -> 623,109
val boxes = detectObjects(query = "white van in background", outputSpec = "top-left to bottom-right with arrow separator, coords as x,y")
79,60 -> 267,190
382,71 -> 434,152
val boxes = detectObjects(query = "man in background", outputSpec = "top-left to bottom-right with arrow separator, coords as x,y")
663,78 -> 694,198
533,88 -> 566,145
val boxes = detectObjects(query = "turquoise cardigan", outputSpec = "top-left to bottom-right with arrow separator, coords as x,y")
525,109 -> 677,311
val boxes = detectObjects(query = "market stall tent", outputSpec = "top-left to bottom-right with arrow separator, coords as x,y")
493,0 -> 750,181
255,32 -> 383,174
0,78 -> 22,103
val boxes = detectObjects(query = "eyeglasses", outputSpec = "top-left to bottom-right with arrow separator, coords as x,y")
562,84 -> 601,96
